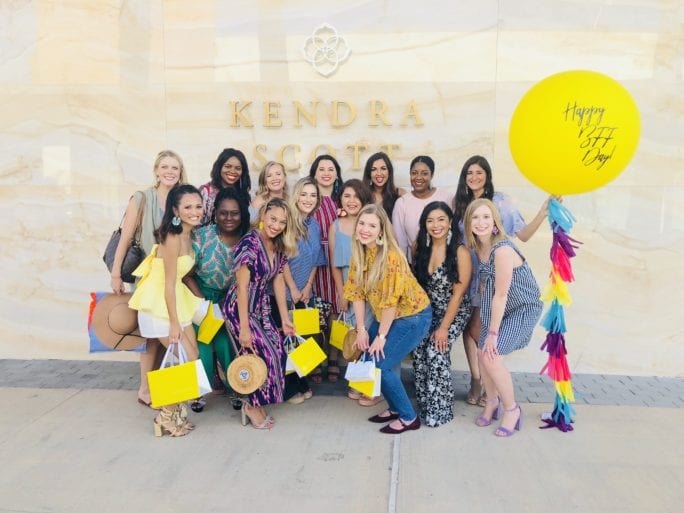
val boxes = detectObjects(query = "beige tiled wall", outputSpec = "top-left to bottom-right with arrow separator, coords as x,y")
1,1 -> 682,376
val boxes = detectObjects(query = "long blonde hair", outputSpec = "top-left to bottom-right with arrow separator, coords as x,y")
153,150 -> 187,186
288,177 -> 321,242
350,204 -> 411,292
261,198 -> 298,258
463,198 -> 507,252
255,161 -> 288,200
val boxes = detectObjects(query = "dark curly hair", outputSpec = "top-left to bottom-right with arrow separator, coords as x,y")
209,148 -> 251,198
157,184 -> 202,243
414,201 -> 461,289
308,154 -> 343,206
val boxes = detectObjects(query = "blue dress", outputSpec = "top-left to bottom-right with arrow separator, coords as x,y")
478,239 -> 543,355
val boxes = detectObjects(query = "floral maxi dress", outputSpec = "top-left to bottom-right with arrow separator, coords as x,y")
222,230 -> 286,407
413,263 -> 472,427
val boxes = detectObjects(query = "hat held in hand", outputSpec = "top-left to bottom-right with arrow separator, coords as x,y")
90,292 -> 145,350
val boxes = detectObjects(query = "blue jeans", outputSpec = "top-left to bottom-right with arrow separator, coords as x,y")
369,305 -> 432,422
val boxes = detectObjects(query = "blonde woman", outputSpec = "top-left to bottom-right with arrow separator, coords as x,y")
280,177 -> 327,403
109,150 -> 186,407
222,198 -> 297,429
344,204 -> 432,434
250,161 -> 289,221
464,199 -> 542,437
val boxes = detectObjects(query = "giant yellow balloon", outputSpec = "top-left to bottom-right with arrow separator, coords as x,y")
509,70 -> 640,195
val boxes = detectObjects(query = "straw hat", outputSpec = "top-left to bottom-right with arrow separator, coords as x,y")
227,351 -> 267,394
91,293 -> 146,350
342,328 -> 362,361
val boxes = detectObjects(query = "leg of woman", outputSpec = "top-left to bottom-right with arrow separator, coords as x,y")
463,311 -> 483,405
376,308 -> 432,427
426,337 -> 454,427
479,352 -> 519,433
138,338 -> 160,404
475,350 -> 500,425
411,335 -> 430,420
181,325 -> 199,361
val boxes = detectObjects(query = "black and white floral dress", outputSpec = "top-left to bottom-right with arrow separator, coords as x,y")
413,263 -> 472,427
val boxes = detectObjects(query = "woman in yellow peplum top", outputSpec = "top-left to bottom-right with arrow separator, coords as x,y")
129,184 -> 204,437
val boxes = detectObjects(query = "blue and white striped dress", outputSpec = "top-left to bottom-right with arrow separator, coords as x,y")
479,239 -> 543,355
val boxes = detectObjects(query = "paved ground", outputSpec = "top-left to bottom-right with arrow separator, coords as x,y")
1,359 -> 683,513
1,359 -> 683,408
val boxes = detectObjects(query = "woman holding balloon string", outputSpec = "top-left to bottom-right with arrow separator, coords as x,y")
453,155 -> 552,407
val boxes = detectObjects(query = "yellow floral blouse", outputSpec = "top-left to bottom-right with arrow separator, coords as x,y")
344,246 -> 429,320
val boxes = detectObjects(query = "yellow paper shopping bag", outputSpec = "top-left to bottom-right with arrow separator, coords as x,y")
291,307 -> 320,335
288,336 -> 326,377
349,368 -> 382,397
197,302 -> 224,344
329,312 -> 351,351
148,344 -> 211,408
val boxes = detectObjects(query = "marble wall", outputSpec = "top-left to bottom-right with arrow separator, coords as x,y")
1,0 -> 682,376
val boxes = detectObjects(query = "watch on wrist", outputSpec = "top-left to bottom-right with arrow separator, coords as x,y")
377,332 -> 386,341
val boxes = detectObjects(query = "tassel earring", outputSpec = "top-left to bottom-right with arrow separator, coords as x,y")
426,233 -> 431,247
492,226 -> 499,235
447,229 -> 452,244
172,216 -> 181,226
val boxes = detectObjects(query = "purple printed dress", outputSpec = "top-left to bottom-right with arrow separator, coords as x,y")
222,230 -> 286,406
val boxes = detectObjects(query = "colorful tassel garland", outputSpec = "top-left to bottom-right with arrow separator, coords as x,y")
539,199 -> 582,432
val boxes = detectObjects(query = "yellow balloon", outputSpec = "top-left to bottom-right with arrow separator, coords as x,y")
509,70 -> 640,195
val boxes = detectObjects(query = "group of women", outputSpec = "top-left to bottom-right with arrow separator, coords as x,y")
109,147 -> 546,438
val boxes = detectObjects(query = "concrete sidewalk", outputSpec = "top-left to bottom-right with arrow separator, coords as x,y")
1,386 -> 682,513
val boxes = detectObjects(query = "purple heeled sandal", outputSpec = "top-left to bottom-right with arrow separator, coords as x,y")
475,398 -> 501,427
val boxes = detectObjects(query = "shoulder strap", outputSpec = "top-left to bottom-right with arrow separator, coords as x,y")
132,191 -> 147,245
490,239 -> 525,263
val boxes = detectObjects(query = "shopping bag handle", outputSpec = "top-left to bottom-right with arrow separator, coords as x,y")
289,298 -> 317,310
158,341 -> 189,369
336,311 -> 347,324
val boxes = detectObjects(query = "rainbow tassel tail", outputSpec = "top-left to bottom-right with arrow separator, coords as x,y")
539,199 -> 581,432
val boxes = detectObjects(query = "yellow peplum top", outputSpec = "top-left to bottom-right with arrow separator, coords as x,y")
128,245 -> 201,325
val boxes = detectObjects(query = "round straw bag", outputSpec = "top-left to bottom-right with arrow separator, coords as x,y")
342,328 -> 362,361
227,349 -> 267,395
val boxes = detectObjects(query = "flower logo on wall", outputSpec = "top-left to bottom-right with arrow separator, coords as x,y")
301,23 -> 351,77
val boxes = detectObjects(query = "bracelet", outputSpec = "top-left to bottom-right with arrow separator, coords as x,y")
487,329 -> 498,337
357,325 -> 366,332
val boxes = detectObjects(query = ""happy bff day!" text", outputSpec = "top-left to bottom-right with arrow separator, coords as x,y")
564,101 -> 617,170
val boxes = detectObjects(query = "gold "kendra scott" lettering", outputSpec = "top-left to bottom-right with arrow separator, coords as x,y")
229,100 -> 423,128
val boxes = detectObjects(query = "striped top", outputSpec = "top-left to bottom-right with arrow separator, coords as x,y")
479,239 -> 543,355
312,195 -> 339,311
287,217 -> 328,301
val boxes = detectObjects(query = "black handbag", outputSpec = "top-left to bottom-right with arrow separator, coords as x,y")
103,193 -> 146,283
